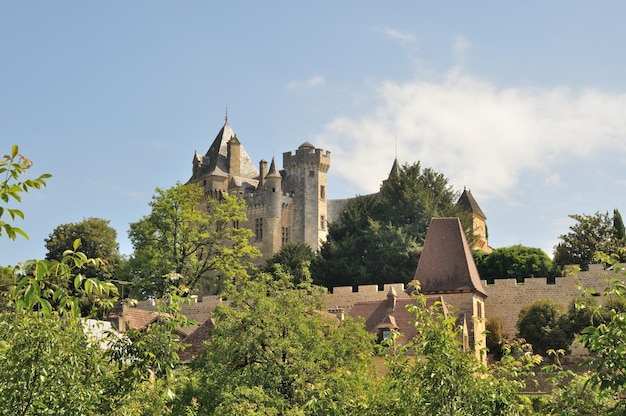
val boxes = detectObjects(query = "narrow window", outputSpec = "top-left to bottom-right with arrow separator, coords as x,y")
309,170 -> 314,177
320,215 -> 326,230
255,218 -> 263,241
320,185 -> 325,200
282,227 -> 290,246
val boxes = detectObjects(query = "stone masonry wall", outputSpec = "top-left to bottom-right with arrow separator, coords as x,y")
483,264 -> 618,339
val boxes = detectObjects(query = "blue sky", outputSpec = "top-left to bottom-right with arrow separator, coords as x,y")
2,1 -> 626,264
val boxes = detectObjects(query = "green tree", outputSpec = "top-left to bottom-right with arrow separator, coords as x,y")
313,162 -> 466,288
553,211 -> 623,270
44,217 -> 121,280
476,244 -> 558,282
126,183 -> 260,298
613,208 -> 625,241
263,242 -> 315,285
0,145 -> 51,241
183,270 -> 376,415
516,299 -> 572,356
376,294 -> 538,415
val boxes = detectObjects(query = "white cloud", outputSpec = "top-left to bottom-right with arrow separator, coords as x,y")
287,75 -> 326,89
378,28 -> 416,43
315,71 -> 626,201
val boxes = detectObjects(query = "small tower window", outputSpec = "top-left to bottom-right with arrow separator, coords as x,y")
320,185 -> 325,200
320,215 -> 326,230
309,170 -> 314,177
282,227 -> 290,246
255,218 -> 263,241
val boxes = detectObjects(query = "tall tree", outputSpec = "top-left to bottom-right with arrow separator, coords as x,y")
553,211 -> 623,270
125,183 -> 260,298
313,162 -> 467,288
45,217 -> 120,279
613,208 -> 625,241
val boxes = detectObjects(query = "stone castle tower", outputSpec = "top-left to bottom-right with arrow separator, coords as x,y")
188,116 -> 330,257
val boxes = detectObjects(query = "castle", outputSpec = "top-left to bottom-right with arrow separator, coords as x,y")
187,115 -> 490,258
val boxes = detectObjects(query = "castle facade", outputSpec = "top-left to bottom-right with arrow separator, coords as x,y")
187,117 -> 331,257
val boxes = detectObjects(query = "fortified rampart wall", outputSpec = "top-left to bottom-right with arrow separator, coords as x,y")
483,264 -> 619,339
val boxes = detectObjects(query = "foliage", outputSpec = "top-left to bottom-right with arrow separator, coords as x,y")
377,294 -> 538,415
486,316 -> 507,360
126,183 -> 260,298
475,244 -> 558,282
313,216 -> 422,288
516,299 -> 573,357
45,217 -> 121,280
0,145 -> 51,241
613,208 -> 625,241
0,312 -> 111,415
553,211 -> 625,270
184,270 -> 376,415
576,254 -> 626,402
540,372 -> 618,415
263,242 -> 315,285
313,162 -> 467,288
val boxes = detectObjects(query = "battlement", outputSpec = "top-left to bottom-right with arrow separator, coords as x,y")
282,144 -> 330,169
483,264 -> 624,340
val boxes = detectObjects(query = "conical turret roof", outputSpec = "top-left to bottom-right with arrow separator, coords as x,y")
265,157 -> 281,179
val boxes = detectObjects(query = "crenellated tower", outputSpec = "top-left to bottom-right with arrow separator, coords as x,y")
282,142 -> 331,251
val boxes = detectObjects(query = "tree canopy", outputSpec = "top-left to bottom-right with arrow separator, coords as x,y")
45,217 -> 120,279
182,270 -> 376,415
474,244 -> 558,282
124,183 -> 260,298
553,211 -> 625,270
312,162 -> 468,288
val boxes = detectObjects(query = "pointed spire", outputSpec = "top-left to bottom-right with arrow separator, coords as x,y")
389,158 -> 400,178
265,157 -> 281,179
225,106 -> 228,123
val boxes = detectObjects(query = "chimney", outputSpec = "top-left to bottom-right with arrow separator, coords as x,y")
386,287 -> 397,311
228,136 -> 241,177
259,159 -> 268,187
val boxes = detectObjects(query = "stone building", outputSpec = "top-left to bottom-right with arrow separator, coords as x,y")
187,116 -> 330,257
187,115 -> 491,258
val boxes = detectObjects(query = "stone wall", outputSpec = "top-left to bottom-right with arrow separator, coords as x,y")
483,264 -> 617,339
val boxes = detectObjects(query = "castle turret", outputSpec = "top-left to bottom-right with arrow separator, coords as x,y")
282,142 -> 330,251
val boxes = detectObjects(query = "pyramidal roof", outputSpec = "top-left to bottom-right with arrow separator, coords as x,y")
457,189 -> 486,219
414,217 -> 487,297
203,119 -> 259,179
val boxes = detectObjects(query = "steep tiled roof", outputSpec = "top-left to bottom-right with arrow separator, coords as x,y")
414,217 -> 487,297
457,189 -> 486,219
179,318 -> 214,363
201,120 -> 259,179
